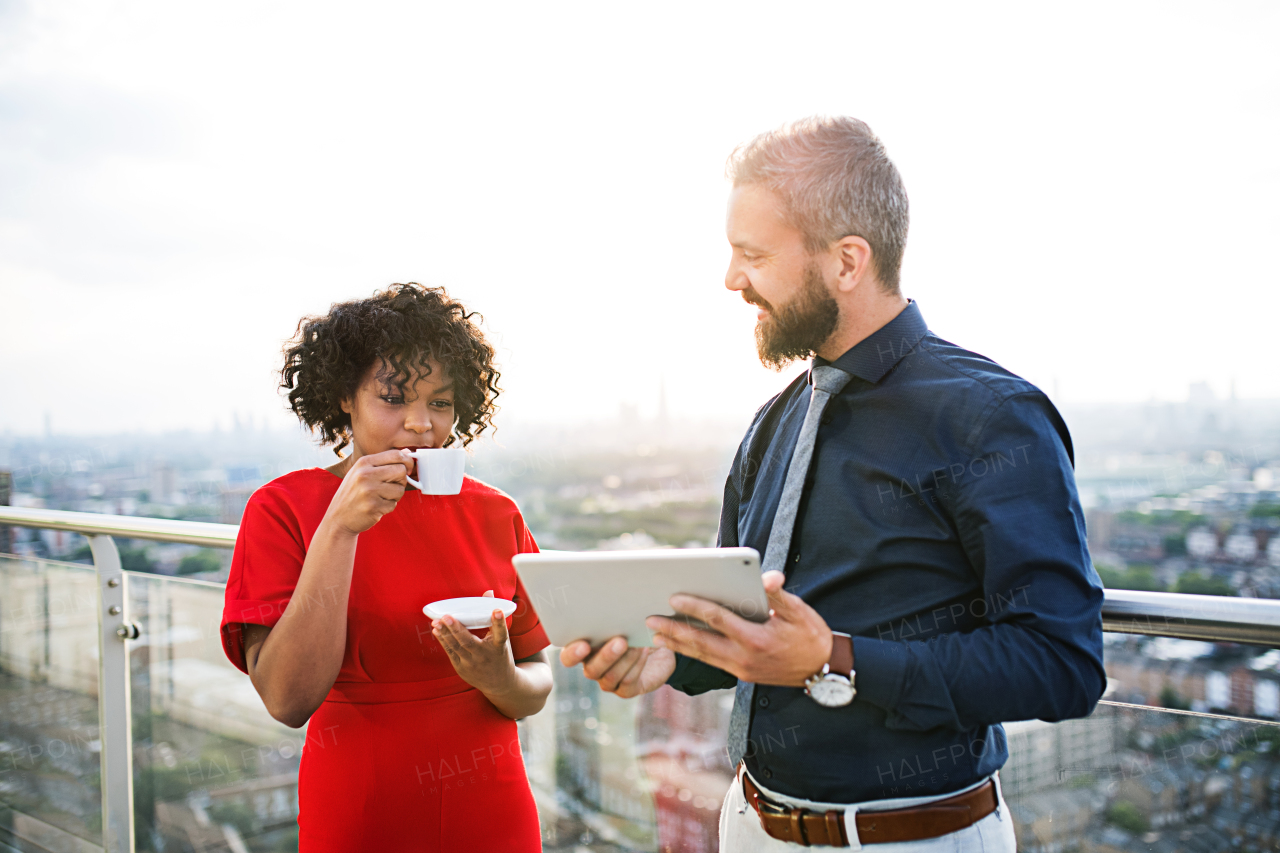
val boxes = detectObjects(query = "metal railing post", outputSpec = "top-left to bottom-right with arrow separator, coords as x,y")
91,533 -> 136,853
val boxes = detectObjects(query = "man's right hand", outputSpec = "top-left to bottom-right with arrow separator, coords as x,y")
559,637 -> 676,698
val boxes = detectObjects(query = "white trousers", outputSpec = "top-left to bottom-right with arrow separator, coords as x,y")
718,769 -> 1017,852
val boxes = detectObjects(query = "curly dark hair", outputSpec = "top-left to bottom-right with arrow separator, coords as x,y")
281,283 -> 500,455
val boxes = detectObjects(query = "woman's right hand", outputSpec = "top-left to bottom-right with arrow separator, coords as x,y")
324,449 -> 413,535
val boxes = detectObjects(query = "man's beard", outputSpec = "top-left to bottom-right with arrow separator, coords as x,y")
749,264 -> 839,370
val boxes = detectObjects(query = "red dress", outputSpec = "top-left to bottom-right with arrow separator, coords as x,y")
220,469 -> 549,852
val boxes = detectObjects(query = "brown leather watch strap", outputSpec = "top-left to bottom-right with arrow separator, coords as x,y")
829,632 -> 854,678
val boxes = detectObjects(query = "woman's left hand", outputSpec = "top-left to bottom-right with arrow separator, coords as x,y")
432,594 -> 516,697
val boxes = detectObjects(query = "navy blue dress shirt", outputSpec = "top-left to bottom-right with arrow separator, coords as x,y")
667,301 -> 1105,803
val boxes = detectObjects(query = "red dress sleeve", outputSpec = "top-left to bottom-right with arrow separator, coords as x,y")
220,484 -> 308,673
508,518 -> 551,661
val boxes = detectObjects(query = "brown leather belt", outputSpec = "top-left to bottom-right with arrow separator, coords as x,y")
741,767 -> 998,846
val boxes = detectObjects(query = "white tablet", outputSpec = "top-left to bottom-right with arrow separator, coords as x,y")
512,547 -> 767,648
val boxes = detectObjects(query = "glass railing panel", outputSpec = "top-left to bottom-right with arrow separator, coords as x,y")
530,649 -> 1280,851
1105,631 -> 1280,725
125,572 -> 304,853
530,686 -> 1280,852
1002,702 -> 1280,851
119,576 -> 725,853
0,554 -> 104,853
5,539 -> 1265,852
524,662 -> 734,852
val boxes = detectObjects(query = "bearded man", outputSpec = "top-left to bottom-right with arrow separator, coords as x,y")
561,116 -> 1105,851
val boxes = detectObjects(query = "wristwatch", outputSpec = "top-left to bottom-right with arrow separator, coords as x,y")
804,631 -> 855,707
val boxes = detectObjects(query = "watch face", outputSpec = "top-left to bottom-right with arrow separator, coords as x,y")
807,676 -> 855,708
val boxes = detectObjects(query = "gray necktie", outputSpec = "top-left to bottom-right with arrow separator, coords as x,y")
727,365 -> 853,768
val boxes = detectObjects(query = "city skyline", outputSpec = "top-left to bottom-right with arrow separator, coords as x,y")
1,2 -> 1278,435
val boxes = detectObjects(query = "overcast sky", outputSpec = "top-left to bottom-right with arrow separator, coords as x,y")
1,0 -> 1277,438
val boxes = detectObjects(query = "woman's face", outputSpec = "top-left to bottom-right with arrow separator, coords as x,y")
340,358 -> 457,459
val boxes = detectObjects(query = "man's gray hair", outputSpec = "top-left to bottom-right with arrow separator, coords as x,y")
728,116 -> 909,293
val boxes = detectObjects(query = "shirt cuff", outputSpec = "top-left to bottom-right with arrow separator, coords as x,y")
666,653 -> 738,695
667,652 -> 696,688
851,636 -> 907,712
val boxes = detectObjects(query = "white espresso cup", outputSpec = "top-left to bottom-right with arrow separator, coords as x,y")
404,447 -> 466,495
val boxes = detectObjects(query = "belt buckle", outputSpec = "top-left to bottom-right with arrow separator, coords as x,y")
757,797 -> 790,818
746,771 -> 844,847
758,797 -> 817,846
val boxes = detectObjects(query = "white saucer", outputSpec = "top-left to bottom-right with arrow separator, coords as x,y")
424,597 -> 517,629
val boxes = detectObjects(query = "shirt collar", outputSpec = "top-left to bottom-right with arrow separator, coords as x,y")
813,300 -> 928,385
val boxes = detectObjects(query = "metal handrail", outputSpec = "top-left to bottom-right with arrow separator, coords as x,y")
1100,588 -> 1280,646
0,505 -> 236,548
4,505 -> 1280,646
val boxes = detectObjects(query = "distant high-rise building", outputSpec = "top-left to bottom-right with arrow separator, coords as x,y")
219,487 -> 254,524
1002,714 -> 1117,797
1189,381 -> 1216,406
0,470 -> 10,553
150,463 -> 177,504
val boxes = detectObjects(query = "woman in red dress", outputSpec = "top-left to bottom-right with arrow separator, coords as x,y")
219,283 -> 551,851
